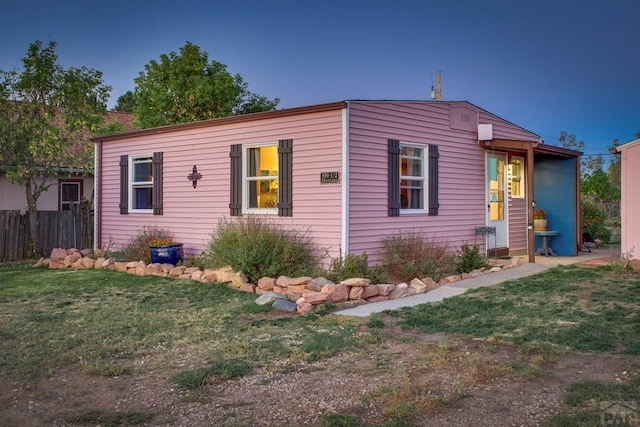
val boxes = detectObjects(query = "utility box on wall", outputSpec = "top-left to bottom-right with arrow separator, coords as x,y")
478,123 -> 493,141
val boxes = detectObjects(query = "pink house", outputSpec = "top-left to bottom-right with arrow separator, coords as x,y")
92,101 -> 582,264
614,138 -> 640,260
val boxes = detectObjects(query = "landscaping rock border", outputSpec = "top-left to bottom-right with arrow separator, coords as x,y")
35,247 -> 525,314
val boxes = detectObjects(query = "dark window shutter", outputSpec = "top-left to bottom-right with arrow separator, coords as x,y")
119,155 -> 128,215
152,152 -> 163,215
388,139 -> 400,217
278,139 -> 293,217
428,144 -> 439,216
229,144 -> 242,216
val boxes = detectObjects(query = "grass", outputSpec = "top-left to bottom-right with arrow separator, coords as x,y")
395,265 -> 640,354
1,262 -> 639,426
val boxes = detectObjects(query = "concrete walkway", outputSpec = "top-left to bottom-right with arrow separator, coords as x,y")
334,248 -> 617,317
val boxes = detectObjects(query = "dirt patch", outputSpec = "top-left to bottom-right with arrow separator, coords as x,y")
1,325 -> 638,427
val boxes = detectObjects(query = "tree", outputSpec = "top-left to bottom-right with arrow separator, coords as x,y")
0,40 -> 110,254
114,90 -> 136,112
132,41 -> 279,128
557,130 -> 603,175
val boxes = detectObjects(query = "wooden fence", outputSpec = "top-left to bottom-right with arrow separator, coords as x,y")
0,204 -> 93,262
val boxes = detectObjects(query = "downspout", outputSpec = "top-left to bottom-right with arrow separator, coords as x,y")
575,156 -> 581,254
94,140 -> 101,251
527,144 -> 535,263
341,102 -> 349,257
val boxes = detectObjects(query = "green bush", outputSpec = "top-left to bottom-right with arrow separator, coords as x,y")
582,200 -> 611,243
323,252 -> 387,284
203,215 -> 320,283
121,226 -> 174,263
455,243 -> 489,273
381,230 -> 455,282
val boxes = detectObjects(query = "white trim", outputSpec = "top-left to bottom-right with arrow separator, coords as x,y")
242,142 -> 278,214
341,104 -> 349,256
399,141 -> 428,213
93,142 -> 99,250
128,153 -> 153,214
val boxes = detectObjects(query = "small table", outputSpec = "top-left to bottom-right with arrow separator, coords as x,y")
535,231 -> 560,256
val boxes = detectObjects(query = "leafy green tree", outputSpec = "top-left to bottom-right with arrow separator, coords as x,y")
0,40 -> 110,254
132,41 -> 279,128
114,90 -> 136,112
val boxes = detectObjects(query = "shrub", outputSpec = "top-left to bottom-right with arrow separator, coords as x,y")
203,215 -> 320,283
323,252 -> 387,284
582,200 -> 611,243
381,230 -> 455,282
455,243 -> 489,273
121,226 -> 174,264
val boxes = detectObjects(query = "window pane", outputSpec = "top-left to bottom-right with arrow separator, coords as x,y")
61,183 -> 80,202
247,180 -> 278,208
133,159 -> 152,183
400,179 -> 424,209
245,145 -> 278,210
247,146 -> 278,177
133,187 -> 152,210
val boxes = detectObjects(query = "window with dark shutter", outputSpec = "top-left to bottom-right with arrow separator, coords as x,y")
428,145 -> 439,216
387,139 -> 400,217
278,139 -> 293,217
152,152 -> 163,215
119,155 -> 128,214
229,144 -> 242,216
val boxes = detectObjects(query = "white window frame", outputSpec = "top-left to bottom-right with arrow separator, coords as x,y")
242,142 -> 279,214
129,154 -> 153,213
400,142 -> 428,214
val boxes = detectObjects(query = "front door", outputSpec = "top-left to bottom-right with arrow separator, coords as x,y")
486,152 -> 508,249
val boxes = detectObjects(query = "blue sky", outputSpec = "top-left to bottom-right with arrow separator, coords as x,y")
2,0 -> 638,161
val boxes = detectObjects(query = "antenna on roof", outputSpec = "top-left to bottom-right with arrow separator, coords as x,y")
429,70 -> 442,101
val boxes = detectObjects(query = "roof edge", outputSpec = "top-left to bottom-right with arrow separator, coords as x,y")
91,101 -> 347,142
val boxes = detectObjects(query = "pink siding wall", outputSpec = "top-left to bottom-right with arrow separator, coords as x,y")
620,140 -> 640,260
346,101 -> 538,262
98,110 -> 345,260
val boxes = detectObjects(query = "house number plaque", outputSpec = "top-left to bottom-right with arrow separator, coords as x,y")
320,171 -> 340,184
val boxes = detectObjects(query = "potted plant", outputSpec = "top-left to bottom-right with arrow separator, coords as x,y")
149,238 -> 184,265
534,208 -> 547,231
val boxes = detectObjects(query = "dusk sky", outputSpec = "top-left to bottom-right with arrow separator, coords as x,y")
2,0 -> 638,162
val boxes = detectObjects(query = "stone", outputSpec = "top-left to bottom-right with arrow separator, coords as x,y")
628,259 -> 640,271
255,288 -> 269,296
377,284 -> 395,296
306,277 -> 333,291
146,263 -> 164,276
135,262 -> 146,276
488,267 -> 502,273
63,255 -> 73,268
82,257 -> 95,269
183,267 -> 199,275
362,284 -> 380,299
389,283 -> 409,299
161,263 -> 173,273
273,285 -> 286,295
420,278 -> 439,291
50,248 -> 67,261
239,283 -> 256,293
34,257 -> 45,267
276,276 -> 292,287
289,276 -> 313,286
79,248 -> 92,257
71,258 -> 83,269
509,257 -> 521,268
126,267 -> 137,275
48,260 -> 61,269
273,299 -> 297,312
191,270 -> 206,282
256,291 -> 286,305
349,286 -> 363,300
335,299 -> 368,310
66,248 -> 78,255
302,291 -> 329,305
286,290 -> 302,302
203,269 -> 219,282
286,284 -> 307,294
169,266 -> 186,276
366,295 -> 389,303
231,271 -> 249,288
340,278 -> 371,287
257,277 -> 276,290
114,262 -> 128,272
409,278 -> 428,294
94,257 -> 106,269
93,249 -> 105,258
126,261 -> 139,269
439,274 -> 462,285
178,273 -> 192,279
321,283 -> 349,302
296,302 -> 315,314
215,266 -> 235,283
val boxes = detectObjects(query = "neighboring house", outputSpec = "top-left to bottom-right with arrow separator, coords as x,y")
0,111 -> 135,213
92,100 -> 582,264
614,138 -> 640,260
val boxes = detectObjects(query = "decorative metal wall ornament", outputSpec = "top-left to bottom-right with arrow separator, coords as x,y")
187,165 -> 203,188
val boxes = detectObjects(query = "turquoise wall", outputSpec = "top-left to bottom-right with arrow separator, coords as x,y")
533,156 -> 577,256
